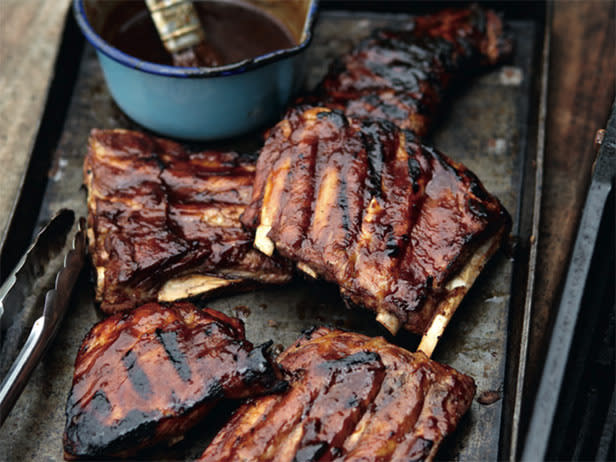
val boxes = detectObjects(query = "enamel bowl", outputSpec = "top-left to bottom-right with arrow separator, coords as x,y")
74,0 -> 318,140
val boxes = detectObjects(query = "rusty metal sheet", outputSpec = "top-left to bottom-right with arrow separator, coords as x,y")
0,11 -> 540,461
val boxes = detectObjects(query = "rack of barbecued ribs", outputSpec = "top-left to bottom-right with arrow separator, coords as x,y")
200,327 -> 476,462
84,129 -> 292,314
63,302 -> 284,459
242,106 -> 511,353
299,4 -> 513,137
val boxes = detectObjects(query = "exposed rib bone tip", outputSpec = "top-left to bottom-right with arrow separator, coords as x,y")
255,225 -> 275,256
297,262 -> 318,279
418,313 -> 449,358
158,274 -> 240,302
376,311 -> 400,335
419,231 -> 505,357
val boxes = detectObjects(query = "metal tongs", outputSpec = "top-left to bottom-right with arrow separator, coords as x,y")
0,209 -> 86,425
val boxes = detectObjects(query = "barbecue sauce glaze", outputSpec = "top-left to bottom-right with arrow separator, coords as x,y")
84,129 -> 293,314
241,106 -> 511,334
102,0 -> 295,67
63,302 -> 284,458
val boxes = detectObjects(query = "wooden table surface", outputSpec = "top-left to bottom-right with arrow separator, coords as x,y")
0,0 -> 72,246
0,0 -> 614,452
525,0 -> 615,414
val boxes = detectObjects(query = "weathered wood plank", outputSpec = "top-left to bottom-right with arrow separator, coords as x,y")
525,0 -> 615,405
0,0 -> 72,244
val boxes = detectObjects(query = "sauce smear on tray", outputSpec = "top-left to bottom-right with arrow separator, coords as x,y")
102,0 -> 295,67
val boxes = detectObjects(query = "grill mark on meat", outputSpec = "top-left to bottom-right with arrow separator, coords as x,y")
338,164 -> 351,234
425,143 -> 464,181
342,358 -> 429,459
122,349 -> 153,400
358,35 -> 449,94
317,109 -> 349,128
273,126 -> 319,254
408,156 -> 422,193
361,122 -> 386,199
156,328 -> 192,382
314,163 -> 344,271
232,364 -> 333,459
390,377 -> 462,461
303,116 -> 337,268
344,134 -> 369,271
283,352 -> 385,460
240,342 -> 283,389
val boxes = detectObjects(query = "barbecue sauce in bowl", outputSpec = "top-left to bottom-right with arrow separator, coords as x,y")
101,0 -> 296,67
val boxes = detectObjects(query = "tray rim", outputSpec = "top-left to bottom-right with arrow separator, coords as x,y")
503,2 -> 552,460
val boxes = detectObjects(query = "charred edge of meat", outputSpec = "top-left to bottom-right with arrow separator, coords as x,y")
63,303 -> 286,458
241,341 -> 289,393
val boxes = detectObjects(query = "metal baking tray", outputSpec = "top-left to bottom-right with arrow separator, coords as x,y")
0,2 -> 549,460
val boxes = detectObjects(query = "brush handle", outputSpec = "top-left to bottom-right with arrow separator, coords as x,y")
145,0 -> 205,54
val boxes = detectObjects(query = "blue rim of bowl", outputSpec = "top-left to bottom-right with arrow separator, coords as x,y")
73,0 -> 319,78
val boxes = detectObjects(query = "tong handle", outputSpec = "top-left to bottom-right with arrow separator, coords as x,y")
0,213 -> 85,426
0,312 -> 47,425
